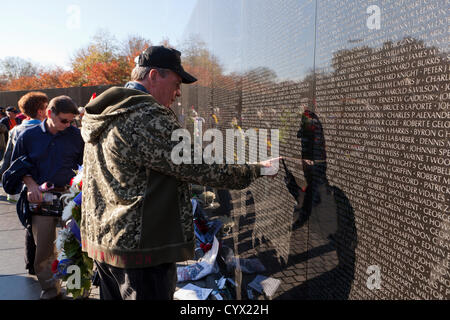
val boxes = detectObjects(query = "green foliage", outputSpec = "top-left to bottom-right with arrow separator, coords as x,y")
71,203 -> 81,224
63,234 -> 79,258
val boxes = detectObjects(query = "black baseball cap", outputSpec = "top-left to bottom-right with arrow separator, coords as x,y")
6,107 -> 19,113
137,46 -> 197,84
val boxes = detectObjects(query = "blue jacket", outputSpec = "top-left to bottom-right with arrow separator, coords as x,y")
0,119 -> 41,178
11,120 -> 84,187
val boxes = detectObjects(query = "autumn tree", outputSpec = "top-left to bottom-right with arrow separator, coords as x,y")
0,57 -> 41,90
71,29 -> 118,73
0,31 -> 212,92
0,74 -> 8,90
180,35 -> 224,87
69,29 -> 154,87
0,57 -> 39,81
69,29 -> 119,86
121,34 -> 153,72
159,37 -> 174,49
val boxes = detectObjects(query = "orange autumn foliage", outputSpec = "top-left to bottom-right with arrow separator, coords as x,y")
0,32 -> 150,91
0,68 -> 84,91
81,59 -> 131,87
0,34 -> 230,92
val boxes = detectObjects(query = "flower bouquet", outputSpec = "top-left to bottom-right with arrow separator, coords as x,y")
52,166 -> 94,299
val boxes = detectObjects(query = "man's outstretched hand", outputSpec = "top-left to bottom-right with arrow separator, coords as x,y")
258,156 -> 282,177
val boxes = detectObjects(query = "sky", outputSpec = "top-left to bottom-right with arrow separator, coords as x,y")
1,0 -> 447,79
0,0 -> 198,69
182,0 -> 317,81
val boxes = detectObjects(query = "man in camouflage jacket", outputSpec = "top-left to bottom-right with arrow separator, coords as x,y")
81,46 -> 272,300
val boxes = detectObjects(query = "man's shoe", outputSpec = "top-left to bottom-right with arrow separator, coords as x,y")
40,293 -> 63,300
39,288 -> 63,300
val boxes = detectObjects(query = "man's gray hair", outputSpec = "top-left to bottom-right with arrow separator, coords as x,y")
131,66 -> 169,81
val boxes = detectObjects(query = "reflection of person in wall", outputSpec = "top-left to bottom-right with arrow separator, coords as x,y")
283,109 -> 357,299
209,107 -> 220,129
178,107 -> 186,127
295,109 -> 327,226
190,108 -> 205,138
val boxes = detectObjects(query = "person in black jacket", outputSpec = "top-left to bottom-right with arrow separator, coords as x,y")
0,106 -> 22,129
0,107 -> 22,148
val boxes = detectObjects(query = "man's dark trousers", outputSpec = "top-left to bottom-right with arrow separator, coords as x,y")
94,261 -> 177,300
25,225 -> 36,273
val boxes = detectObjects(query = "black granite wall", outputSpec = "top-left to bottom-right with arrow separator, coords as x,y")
179,0 -> 449,300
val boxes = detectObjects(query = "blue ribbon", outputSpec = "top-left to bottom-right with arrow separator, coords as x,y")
73,192 -> 82,206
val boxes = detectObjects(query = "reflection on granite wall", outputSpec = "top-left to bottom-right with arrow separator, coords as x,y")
179,0 -> 449,299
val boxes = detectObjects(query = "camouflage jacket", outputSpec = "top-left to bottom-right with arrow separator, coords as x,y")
80,87 -> 262,268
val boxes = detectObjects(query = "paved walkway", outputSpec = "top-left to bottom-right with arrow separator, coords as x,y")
0,188 -> 99,300
0,189 -> 41,299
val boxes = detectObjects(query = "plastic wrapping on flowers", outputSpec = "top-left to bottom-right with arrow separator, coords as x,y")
53,166 -> 93,299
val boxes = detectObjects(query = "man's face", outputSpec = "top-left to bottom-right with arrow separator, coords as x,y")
151,70 -> 182,108
7,111 -> 16,119
49,111 -> 75,132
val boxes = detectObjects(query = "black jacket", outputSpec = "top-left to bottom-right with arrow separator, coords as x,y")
2,155 -> 32,195
0,117 -> 22,147
0,117 -> 22,131
2,155 -> 33,228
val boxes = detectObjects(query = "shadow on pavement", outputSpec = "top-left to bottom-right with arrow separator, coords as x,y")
0,274 -> 41,300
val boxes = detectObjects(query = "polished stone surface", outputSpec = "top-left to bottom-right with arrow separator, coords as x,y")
180,0 -> 449,300
0,190 -> 40,300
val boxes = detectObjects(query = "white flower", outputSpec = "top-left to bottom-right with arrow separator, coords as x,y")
71,167 -> 83,187
57,251 -> 68,261
55,228 -> 72,251
62,201 -> 76,222
60,167 -> 83,206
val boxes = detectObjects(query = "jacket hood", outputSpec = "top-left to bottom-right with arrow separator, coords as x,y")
81,87 -> 157,143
